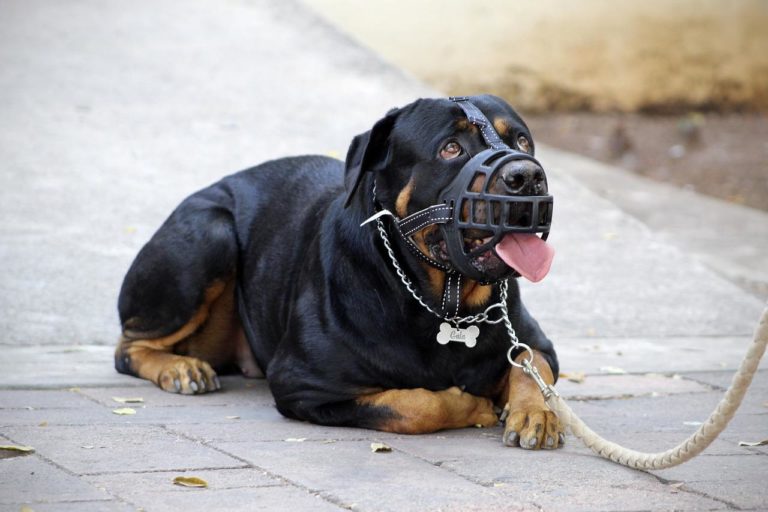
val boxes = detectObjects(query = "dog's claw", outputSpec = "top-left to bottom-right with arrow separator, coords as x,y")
503,430 -> 520,447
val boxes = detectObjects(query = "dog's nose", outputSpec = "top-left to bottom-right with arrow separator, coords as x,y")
499,159 -> 547,195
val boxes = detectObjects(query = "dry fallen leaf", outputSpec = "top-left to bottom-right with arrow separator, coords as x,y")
370,442 -> 392,453
173,476 -> 208,488
0,445 -> 35,453
112,407 -> 136,415
112,397 -> 144,404
560,372 -> 586,384
738,439 -> 768,447
20,506 -> 35,512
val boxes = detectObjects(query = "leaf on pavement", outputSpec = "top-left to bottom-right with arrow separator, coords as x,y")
370,442 -> 392,453
112,397 -> 144,404
738,439 -> 768,447
173,476 -> 208,488
0,445 -> 35,453
559,372 -> 586,383
112,407 -> 136,415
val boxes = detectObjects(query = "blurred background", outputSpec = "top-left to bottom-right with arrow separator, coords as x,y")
306,0 -> 768,212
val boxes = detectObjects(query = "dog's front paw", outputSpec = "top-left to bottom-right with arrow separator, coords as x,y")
157,356 -> 220,395
501,403 -> 564,450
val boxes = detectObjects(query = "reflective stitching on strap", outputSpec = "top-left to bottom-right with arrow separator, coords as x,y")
401,217 -> 451,237
398,205 -> 453,234
401,234 -> 451,271
441,273 -> 451,311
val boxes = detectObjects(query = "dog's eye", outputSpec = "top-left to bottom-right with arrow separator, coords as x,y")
517,135 -> 532,154
439,141 -> 462,160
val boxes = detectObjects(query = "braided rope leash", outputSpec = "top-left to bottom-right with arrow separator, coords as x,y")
532,306 -> 768,470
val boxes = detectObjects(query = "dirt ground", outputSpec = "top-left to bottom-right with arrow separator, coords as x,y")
525,113 -> 768,212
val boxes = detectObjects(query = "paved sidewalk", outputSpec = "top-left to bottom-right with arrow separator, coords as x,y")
1,1 -> 766,511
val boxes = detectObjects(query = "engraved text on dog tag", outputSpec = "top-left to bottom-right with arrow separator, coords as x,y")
436,322 -> 480,348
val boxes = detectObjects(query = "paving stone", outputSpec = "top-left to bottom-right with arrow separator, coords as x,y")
565,391 -> 767,432
653,454 -> 768,509
388,436 -> 725,511
555,336 -> 766,374
0,403 -> 127,426
166,406 -> 401,443
84,468 -> 347,512
0,400 -> 275,427
86,467 -> 281,492
0,389 -> 100,409
105,484 -> 345,512
75,376 -> 274,407
564,430 -> 751,457
0,346 -> 136,388
2,425 -> 245,475
214,439 -> 530,511
556,373 -> 711,400
0,453 -> 111,504
8,501 -> 135,512
681,369 -> 768,396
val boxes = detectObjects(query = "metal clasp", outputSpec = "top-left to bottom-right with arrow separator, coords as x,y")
521,359 -> 560,400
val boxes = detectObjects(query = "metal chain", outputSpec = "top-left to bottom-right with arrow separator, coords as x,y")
375,216 -> 505,324
374,216 -> 534,368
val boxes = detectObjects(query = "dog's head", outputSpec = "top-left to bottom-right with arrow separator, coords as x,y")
344,95 -> 552,302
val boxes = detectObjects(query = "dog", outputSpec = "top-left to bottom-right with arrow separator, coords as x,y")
115,94 -> 563,449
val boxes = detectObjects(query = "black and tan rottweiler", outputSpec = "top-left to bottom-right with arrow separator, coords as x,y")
115,94 -> 563,449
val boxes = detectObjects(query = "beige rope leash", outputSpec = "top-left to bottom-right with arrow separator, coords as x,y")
527,306 -> 768,470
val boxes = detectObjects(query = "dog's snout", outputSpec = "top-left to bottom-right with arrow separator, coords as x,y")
499,160 -> 547,195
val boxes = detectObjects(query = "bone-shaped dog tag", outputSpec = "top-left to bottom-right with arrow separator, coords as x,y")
436,322 -> 480,348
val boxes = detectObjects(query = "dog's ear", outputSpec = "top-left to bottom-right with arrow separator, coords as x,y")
343,108 -> 399,208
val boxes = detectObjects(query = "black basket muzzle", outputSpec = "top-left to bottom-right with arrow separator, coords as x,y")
438,147 -> 553,281
368,96 -> 554,286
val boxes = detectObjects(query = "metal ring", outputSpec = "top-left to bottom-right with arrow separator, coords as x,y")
507,343 -> 534,368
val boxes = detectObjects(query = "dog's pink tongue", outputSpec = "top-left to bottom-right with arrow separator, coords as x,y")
495,234 -> 554,283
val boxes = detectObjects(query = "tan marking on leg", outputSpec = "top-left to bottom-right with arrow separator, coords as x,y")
395,177 -> 415,218
175,278 -> 244,370
502,351 -> 564,449
125,280 -> 227,351
357,386 -> 497,434
117,279 -> 231,394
